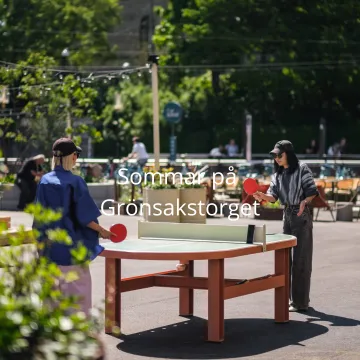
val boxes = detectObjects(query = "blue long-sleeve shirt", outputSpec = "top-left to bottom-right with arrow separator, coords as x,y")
34,166 -> 104,266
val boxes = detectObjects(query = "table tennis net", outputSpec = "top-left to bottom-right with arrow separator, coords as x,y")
138,221 -> 266,247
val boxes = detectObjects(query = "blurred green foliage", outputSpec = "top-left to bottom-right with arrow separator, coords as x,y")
3,0 -> 360,157
0,173 -> 16,184
0,203 -> 108,359
105,0 -> 360,154
263,200 -> 282,209
0,0 -> 122,65
0,53 -> 104,155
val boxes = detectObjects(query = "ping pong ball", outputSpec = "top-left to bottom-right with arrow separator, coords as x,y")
176,264 -> 187,271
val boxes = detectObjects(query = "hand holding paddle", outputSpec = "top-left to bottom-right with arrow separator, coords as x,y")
99,228 -> 117,240
253,192 -> 263,202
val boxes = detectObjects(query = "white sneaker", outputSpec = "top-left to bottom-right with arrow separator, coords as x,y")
289,304 -> 308,312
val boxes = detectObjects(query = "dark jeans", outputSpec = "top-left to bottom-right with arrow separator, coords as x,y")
283,205 -> 313,308
16,178 -> 37,210
137,158 -> 148,168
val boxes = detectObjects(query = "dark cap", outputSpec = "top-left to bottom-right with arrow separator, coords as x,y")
52,138 -> 82,157
269,140 -> 294,155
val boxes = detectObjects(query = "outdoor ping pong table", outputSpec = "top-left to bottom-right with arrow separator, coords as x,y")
100,221 -> 297,343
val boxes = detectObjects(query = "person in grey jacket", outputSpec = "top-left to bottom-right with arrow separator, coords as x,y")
254,140 -> 319,312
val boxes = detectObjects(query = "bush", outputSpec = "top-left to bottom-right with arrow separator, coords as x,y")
0,204 -> 106,360
262,199 -> 282,209
0,174 -> 16,184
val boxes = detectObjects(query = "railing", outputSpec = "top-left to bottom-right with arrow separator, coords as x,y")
2,153 -> 360,166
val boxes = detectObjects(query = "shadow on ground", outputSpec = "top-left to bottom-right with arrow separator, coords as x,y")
114,309 -> 359,359
304,308 -> 360,327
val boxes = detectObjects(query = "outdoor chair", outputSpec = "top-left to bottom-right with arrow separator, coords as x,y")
315,179 -> 326,188
334,179 -> 358,203
354,183 -> 360,221
311,185 -> 335,221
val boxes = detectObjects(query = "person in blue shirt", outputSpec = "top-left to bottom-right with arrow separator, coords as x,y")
34,137 -> 114,316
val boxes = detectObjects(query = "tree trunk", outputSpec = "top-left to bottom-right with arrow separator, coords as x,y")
211,70 -> 220,95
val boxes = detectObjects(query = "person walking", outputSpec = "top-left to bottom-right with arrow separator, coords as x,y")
124,136 -> 149,169
253,140 -> 318,312
34,138 -> 114,316
15,154 -> 45,210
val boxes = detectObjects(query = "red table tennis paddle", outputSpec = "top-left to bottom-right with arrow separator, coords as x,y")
243,178 -> 259,195
109,223 -> 127,243
243,178 -> 266,205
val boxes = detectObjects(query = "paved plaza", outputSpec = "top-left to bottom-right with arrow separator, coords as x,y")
2,210 -> 360,360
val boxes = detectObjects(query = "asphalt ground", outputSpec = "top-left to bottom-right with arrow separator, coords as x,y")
2,209 -> 360,360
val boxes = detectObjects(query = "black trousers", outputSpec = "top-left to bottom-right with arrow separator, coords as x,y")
283,205 -> 313,308
16,179 -> 37,210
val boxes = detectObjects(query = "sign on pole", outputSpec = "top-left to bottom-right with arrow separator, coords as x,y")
245,113 -> 252,162
169,136 -> 177,162
163,102 -> 183,124
163,102 -> 182,162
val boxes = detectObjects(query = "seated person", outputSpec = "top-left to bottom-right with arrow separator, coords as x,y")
225,139 -> 239,157
209,145 -> 226,158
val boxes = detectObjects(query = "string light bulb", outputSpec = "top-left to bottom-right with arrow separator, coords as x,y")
0,64 -> 148,92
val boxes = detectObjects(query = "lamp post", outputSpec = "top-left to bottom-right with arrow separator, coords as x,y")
61,48 -> 71,138
319,118 -> 326,157
148,55 -> 160,170
245,112 -> 252,162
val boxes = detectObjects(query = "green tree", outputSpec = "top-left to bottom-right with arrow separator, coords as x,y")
153,1 -> 360,152
0,0 -> 122,65
98,68 -> 220,155
99,71 -> 181,155
0,53 -> 103,156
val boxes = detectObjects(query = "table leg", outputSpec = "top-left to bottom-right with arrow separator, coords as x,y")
207,259 -> 224,342
274,248 -> 290,323
105,258 -> 121,334
179,260 -> 194,316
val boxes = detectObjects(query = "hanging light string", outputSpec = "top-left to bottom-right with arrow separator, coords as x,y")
0,60 -> 148,74
0,64 -> 150,92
